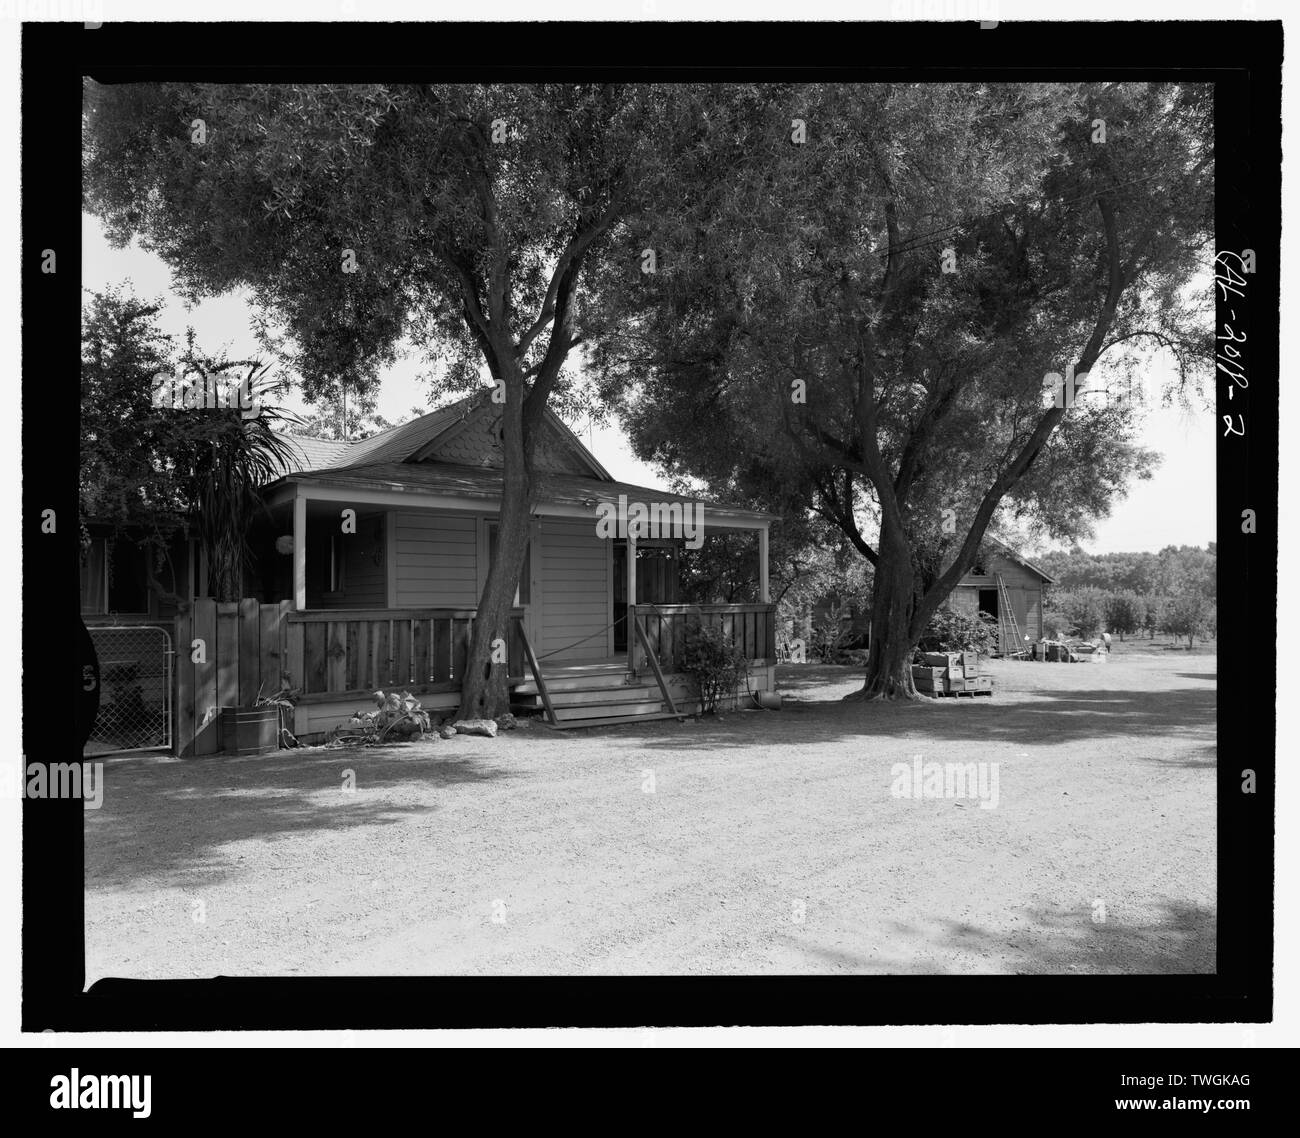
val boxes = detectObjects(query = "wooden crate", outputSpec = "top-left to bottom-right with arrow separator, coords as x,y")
921,652 -> 961,669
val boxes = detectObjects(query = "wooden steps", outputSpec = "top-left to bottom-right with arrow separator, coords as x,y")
509,660 -> 690,726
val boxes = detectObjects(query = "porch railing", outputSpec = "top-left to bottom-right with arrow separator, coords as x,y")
280,606 -> 529,704
632,603 -> 777,674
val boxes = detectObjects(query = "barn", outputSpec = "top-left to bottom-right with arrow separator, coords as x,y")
947,538 -> 1055,653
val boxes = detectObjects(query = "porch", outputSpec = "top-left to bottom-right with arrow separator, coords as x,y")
174,597 -> 779,751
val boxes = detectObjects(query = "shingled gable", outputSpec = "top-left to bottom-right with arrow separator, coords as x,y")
275,391 -> 611,480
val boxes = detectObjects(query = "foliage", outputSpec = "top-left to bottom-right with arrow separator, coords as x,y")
917,606 -> 998,656
586,81 -> 1212,697
1160,590 -> 1214,647
809,603 -> 856,662
333,690 -> 433,745
80,287 -> 300,603
84,80 -> 737,718
254,684 -> 301,748
680,623 -> 749,715
1104,590 -> 1145,640
1047,586 -> 1107,640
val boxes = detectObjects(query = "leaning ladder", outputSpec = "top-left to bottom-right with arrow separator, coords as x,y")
995,572 -> 1025,658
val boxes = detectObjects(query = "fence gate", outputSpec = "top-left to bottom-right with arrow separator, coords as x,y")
86,625 -> 174,755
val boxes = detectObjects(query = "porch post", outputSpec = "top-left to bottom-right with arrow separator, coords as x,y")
759,524 -> 770,604
627,532 -> 638,674
293,488 -> 307,611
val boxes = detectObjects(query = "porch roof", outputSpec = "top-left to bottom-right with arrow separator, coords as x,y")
266,460 -> 779,526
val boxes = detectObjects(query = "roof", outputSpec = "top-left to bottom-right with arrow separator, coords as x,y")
272,390 -> 608,479
277,460 -> 779,523
960,537 -> 1055,585
272,433 -> 352,473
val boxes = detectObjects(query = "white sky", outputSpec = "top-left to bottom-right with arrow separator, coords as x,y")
82,215 -> 1215,555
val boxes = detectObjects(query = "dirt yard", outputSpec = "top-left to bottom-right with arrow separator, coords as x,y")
84,651 -> 1215,980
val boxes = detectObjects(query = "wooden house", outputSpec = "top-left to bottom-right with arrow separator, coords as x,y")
946,538 -> 1055,651
89,391 -> 781,753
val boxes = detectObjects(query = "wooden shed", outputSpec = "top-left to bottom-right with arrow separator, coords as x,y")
947,538 -> 1055,653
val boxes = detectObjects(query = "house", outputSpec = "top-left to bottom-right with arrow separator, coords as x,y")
947,538 -> 1055,651
134,390 -> 777,749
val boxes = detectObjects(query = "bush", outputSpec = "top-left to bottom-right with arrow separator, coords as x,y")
680,623 -> 749,715
918,605 -> 998,655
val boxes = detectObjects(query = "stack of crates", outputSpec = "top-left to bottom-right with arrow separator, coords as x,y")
911,651 -> 994,695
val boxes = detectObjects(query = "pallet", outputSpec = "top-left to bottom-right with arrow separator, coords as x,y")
925,688 -> 994,698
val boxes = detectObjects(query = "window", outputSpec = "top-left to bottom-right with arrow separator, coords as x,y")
80,538 -> 149,615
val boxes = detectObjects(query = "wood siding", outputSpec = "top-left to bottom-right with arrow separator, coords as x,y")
539,519 -> 611,661
394,512 -> 480,608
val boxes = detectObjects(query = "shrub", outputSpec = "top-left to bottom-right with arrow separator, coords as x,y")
918,605 -> 998,655
680,623 -> 749,715
333,689 -> 433,744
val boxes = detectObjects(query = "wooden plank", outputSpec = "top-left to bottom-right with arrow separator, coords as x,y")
215,602 -> 240,739
371,620 -> 390,689
433,617 -> 452,683
394,618 -> 412,687
361,620 -> 375,690
296,681 -> 461,706
283,610 -> 304,692
237,599 -> 260,705
344,620 -> 362,691
326,621 -> 347,692
412,618 -> 431,685
303,621 -> 327,694
174,610 -> 195,757
191,599 -> 219,755
258,601 -> 282,693
287,607 -> 478,622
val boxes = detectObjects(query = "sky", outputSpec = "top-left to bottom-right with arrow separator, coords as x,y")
82,215 -> 1216,556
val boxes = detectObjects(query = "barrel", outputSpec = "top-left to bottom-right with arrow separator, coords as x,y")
220,707 -> 280,756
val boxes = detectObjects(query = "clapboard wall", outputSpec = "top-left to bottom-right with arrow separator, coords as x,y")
394,512 -> 480,608
538,518 -> 611,661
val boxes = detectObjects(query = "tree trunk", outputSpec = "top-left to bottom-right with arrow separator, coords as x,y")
457,390 -> 531,721
850,546 -> 920,700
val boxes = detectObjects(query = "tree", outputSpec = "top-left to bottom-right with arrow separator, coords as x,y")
85,81 -> 716,716
590,82 -> 1213,696
1161,589 -> 1213,647
1105,590 -> 1144,640
80,287 -> 297,604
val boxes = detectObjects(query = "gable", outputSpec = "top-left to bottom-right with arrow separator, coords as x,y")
413,401 -> 605,478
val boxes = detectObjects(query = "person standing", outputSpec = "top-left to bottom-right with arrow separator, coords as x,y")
1101,631 -> 1112,655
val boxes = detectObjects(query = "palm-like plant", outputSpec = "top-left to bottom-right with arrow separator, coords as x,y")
174,353 -> 299,603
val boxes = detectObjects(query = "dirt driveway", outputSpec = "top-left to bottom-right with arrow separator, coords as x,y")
84,651 -> 1215,980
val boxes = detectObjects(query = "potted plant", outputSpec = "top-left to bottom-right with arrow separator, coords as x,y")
221,684 -> 299,755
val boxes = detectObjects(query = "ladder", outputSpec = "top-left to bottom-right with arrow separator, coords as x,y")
995,572 -> 1025,658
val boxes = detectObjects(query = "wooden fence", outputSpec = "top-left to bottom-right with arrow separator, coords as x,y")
174,600 -> 514,756
632,603 -> 777,675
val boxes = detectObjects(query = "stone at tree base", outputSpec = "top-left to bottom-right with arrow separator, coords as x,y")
495,713 -> 517,731
438,725 -> 458,739
452,719 -> 498,738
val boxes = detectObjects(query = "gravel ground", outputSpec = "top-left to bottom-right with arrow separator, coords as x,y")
85,651 -> 1215,980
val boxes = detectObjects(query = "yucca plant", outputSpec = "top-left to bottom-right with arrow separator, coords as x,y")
172,351 -> 300,602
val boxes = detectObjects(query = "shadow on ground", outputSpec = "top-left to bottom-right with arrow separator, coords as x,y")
781,899 -> 1215,975
87,746 -> 522,889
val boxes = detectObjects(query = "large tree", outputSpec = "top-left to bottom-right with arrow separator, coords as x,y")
84,81 -> 738,716
589,82 -> 1213,696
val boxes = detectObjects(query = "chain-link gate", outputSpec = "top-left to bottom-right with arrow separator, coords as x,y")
86,625 -> 173,755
